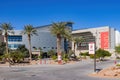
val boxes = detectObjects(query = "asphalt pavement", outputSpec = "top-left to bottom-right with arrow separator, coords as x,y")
0,59 -> 119,80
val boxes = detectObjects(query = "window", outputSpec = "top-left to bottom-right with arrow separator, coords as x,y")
8,44 -> 21,49
43,47 -> 46,49
8,36 -> 22,42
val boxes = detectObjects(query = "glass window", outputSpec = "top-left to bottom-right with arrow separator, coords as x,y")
8,44 -> 21,49
8,36 -> 22,42
43,47 -> 46,49
52,47 -> 54,49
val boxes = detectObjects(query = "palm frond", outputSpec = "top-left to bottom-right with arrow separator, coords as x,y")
50,22 -> 71,39
73,37 -> 85,44
0,23 -> 13,35
22,24 -> 37,36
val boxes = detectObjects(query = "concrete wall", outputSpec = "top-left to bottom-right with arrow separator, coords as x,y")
109,28 -> 115,52
72,26 -> 116,56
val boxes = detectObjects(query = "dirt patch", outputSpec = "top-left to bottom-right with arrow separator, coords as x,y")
89,66 -> 120,78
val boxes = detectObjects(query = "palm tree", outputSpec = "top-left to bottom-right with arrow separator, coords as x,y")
22,25 -> 37,61
0,23 -> 13,54
50,22 -> 71,63
73,37 -> 84,56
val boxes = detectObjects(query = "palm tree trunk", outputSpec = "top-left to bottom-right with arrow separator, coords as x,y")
74,42 -> 75,53
57,37 -> 61,55
5,33 -> 8,54
5,33 -> 10,66
74,42 -> 76,58
57,35 -> 62,64
28,35 -> 32,61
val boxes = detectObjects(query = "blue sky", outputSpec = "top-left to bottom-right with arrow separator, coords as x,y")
0,0 -> 120,31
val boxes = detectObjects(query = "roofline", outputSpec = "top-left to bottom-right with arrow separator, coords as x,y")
35,24 -> 52,29
72,26 -> 110,31
35,21 -> 73,29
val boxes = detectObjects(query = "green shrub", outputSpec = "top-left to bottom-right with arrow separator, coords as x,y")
47,50 -> 55,58
17,45 -> 29,58
52,55 -> 57,60
89,48 -> 111,59
90,54 -> 94,59
0,56 -> 3,61
10,51 -> 25,63
62,52 -> 68,58
63,58 -> 69,62
115,45 -> 120,54
62,51 -> 69,62
116,64 -> 120,66
39,49 -> 43,59
32,54 -> 38,60
38,55 -> 42,59
80,52 -> 89,56
96,48 -> 111,58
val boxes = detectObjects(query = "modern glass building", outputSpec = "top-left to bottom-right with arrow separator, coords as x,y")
8,35 -> 22,49
8,36 -> 22,42
7,22 -> 73,52
1,23 -> 119,56
8,30 -> 23,49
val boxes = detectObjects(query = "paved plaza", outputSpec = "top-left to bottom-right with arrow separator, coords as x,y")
0,59 -> 119,80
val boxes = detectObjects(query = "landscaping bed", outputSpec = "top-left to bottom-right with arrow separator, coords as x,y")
89,65 -> 120,78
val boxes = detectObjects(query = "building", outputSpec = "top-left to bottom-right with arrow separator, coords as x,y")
7,22 -> 73,53
72,26 -> 117,56
115,30 -> 120,46
2,23 -> 120,57
8,30 -> 23,49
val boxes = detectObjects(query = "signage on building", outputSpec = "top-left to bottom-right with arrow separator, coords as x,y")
100,32 -> 109,49
89,42 -> 95,54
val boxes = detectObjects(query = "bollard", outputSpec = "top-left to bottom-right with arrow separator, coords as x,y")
114,60 -> 117,64
44,59 -> 46,64
40,60 -> 42,64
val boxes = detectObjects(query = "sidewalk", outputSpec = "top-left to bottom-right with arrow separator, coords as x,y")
0,58 -> 111,68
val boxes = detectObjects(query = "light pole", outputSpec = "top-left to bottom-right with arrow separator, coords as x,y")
89,42 -> 96,72
94,30 -> 97,72
94,48 -> 96,72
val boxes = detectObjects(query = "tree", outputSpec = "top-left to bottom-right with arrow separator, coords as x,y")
73,37 -> 84,55
10,51 -> 25,63
22,25 -> 37,61
0,23 -> 13,54
50,22 -> 71,63
115,45 -> 120,54
0,42 -> 6,55
17,45 -> 29,57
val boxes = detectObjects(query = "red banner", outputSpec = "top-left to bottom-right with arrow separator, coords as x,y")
100,32 -> 109,49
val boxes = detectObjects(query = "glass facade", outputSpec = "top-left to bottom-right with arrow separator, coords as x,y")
8,44 -> 21,49
8,36 -> 22,42
8,35 -> 22,49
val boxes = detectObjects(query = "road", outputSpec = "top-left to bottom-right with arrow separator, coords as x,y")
0,59 -> 119,80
